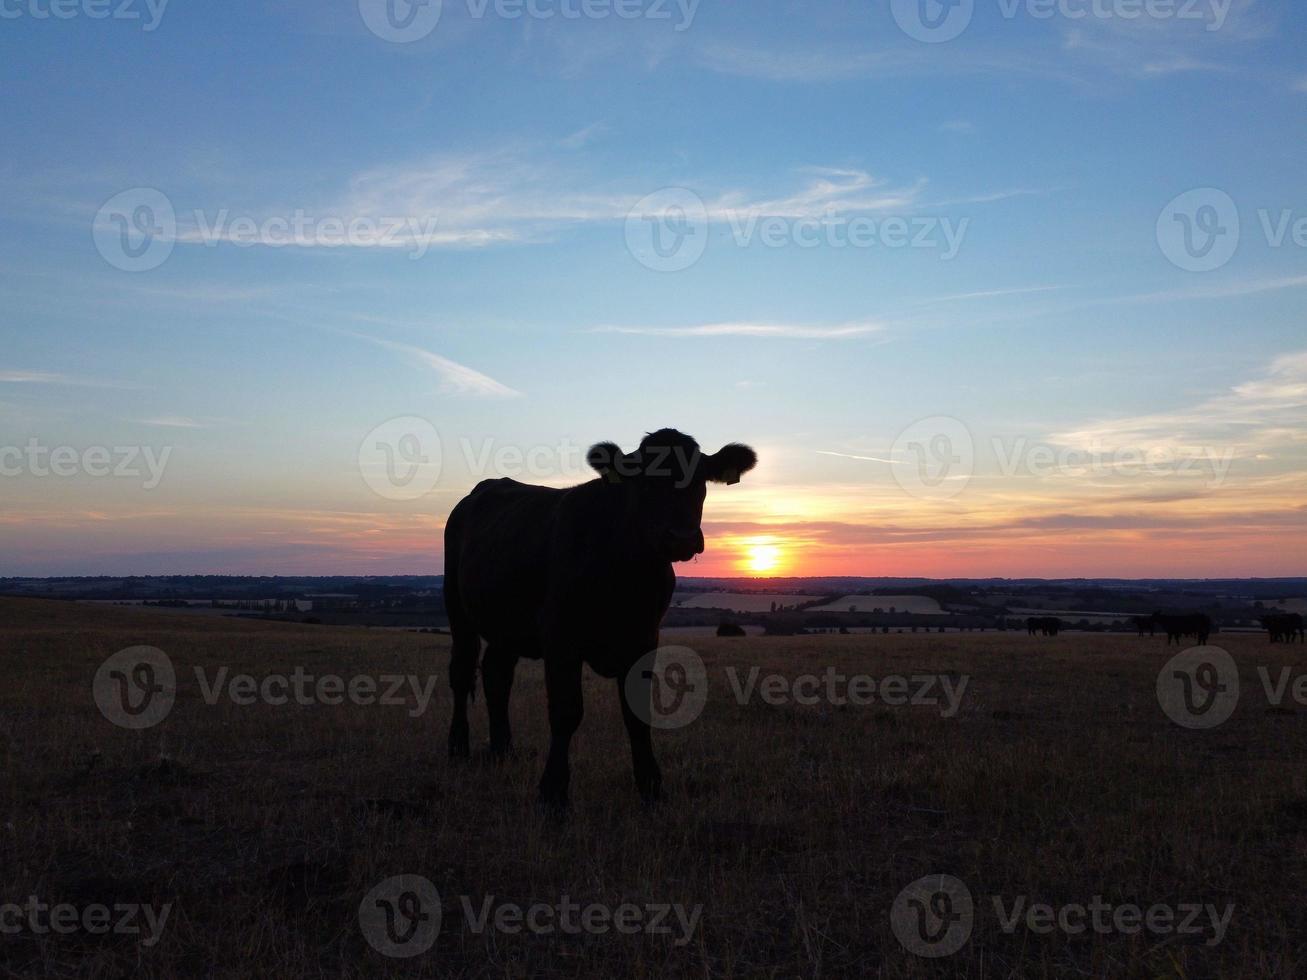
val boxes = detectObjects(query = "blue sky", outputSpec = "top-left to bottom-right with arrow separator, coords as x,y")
1,0 -> 1305,577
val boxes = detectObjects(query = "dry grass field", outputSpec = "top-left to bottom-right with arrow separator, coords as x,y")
3,596 -> 1306,978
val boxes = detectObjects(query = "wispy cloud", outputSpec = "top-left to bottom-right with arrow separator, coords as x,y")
966,275 -> 1307,327
927,186 -> 1055,207
1053,349 -> 1307,459
816,449 -> 898,465
0,370 -> 138,389
347,332 -> 522,398
592,321 -> 883,340
706,167 -> 924,219
1,370 -> 76,384
696,1 -> 1270,89
558,122 -> 606,148
337,154 -> 925,243
134,416 -> 230,429
118,282 -> 291,304
908,284 -> 1071,306
693,43 -> 1071,83
160,150 -> 934,253
1122,274 -> 1307,305
1056,0 -> 1270,78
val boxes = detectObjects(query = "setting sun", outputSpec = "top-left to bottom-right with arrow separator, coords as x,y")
746,543 -> 782,574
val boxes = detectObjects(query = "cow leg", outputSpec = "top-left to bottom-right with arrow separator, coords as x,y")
448,631 -> 480,759
539,654 -> 583,808
482,648 -> 519,757
618,668 -> 662,804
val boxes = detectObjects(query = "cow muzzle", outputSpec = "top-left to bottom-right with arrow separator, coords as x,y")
664,528 -> 705,562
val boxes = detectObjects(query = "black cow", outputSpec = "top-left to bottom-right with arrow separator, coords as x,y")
443,429 -> 757,807
1133,615 -> 1155,637
1262,613 -> 1304,643
716,623 -> 747,637
1027,616 -> 1061,637
1152,611 -> 1213,645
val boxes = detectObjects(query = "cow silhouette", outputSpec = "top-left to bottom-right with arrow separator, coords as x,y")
1262,613 -> 1304,643
1133,615 -> 1155,637
1152,611 -> 1213,645
716,623 -> 746,637
1026,616 -> 1062,637
443,429 -> 757,807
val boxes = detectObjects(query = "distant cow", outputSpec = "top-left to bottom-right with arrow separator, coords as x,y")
1026,616 -> 1062,637
443,429 -> 757,807
1262,613 -> 1304,643
1152,611 -> 1213,645
716,623 -> 746,637
1133,615 -> 1155,637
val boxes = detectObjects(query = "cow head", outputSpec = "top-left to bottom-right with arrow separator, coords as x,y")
587,429 -> 757,562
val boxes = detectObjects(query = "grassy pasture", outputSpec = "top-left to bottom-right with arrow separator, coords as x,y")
2,597 -> 1305,978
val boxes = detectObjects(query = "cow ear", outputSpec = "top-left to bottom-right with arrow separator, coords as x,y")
587,442 -> 628,483
704,443 -> 757,485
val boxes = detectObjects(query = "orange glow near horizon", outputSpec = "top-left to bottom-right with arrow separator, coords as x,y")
6,460 -> 1307,578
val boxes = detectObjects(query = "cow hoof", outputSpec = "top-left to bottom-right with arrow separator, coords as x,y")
538,781 -> 569,811
487,742 -> 515,763
636,771 -> 663,806
448,734 -> 470,759
537,796 -> 570,819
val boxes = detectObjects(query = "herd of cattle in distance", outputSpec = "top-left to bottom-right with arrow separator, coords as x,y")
1034,612 -> 1305,645
1026,612 -> 1303,645
720,614 -> 1302,644
1027,614 -> 1217,642
1125,612 -> 1302,645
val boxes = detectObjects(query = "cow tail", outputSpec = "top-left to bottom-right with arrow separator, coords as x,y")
444,559 -> 479,704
